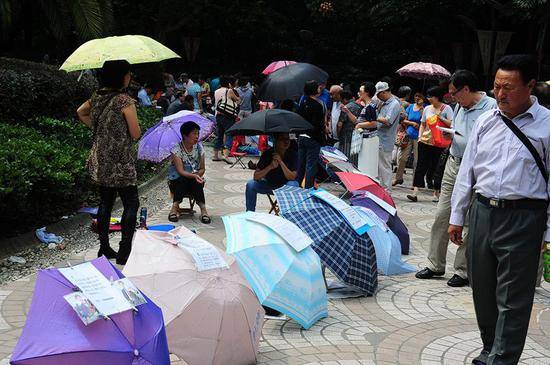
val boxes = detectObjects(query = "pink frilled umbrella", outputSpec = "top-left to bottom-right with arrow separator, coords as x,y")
262,60 -> 296,75
396,62 -> 451,80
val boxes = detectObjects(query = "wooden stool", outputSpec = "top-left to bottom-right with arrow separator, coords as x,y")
267,194 -> 280,215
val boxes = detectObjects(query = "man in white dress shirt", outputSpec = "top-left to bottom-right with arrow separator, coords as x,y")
450,55 -> 550,365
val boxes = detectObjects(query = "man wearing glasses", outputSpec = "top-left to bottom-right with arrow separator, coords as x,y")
416,70 -> 496,287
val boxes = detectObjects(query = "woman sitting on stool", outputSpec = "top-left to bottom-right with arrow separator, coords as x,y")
245,133 -> 299,212
167,122 -> 211,223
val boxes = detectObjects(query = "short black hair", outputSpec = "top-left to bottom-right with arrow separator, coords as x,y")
99,60 -> 130,89
427,86 -> 446,101
219,75 -> 230,87
362,82 -> 376,98
496,54 -> 537,84
450,69 -> 479,92
184,95 -> 194,103
397,86 -> 412,99
304,80 -> 319,96
279,99 -> 295,111
341,90 -> 353,101
180,121 -> 200,136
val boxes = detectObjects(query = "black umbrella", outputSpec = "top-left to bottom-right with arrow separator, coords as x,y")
226,109 -> 313,136
258,62 -> 329,102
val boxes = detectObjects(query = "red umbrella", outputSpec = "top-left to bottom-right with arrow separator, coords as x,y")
396,62 -> 451,80
262,60 -> 296,75
335,172 -> 395,207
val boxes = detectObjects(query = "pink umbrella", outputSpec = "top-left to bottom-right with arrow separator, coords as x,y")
262,60 -> 296,75
396,62 -> 451,80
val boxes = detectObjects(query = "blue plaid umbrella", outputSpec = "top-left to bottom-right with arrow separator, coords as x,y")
274,185 -> 378,295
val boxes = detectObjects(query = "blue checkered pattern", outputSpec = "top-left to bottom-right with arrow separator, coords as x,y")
274,185 -> 378,295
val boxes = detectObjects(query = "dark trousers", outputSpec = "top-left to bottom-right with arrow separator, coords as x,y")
168,176 -> 205,204
297,136 -> 321,189
97,185 -> 139,258
214,113 -> 235,151
413,142 -> 445,189
468,197 -> 546,365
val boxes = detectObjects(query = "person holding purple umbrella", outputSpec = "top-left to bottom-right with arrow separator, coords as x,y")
167,121 -> 210,224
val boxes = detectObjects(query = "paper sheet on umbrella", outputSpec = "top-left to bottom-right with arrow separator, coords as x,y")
175,233 -> 228,271
321,149 -> 348,161
59,262 -> 134,316
63,292 -> 102,325
360,191 -> 397,216
311,189 -> 369,235
356,206 -> 390,232
245,212 -> 313,252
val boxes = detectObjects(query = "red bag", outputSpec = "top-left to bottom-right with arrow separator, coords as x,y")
258,135 -> 269,152
427,105 -> 451,148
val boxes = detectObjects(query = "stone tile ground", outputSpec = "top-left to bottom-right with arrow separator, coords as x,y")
0,150 -> 549,364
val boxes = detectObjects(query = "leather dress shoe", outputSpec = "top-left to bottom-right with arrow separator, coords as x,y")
415,267 -> 445,279
447,274 -> 469,287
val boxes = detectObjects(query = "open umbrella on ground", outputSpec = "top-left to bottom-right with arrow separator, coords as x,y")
262,60 -> 297,75
223,212 -> 327,329
335,171 -> 395,207
396,62 -> 451,80
11,256 -> 170,365
60,35 -> 180,72
351,193 -> 410,255
258,63 -> 329,102
328,160 -> 357,173
122,226 -> 264,365
274,185 -> 378,295
138,110 -> 214,163
226,109 -> 312,136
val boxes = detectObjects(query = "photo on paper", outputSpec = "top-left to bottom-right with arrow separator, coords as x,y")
113,278 -> 147,307
64,292 -> 101,325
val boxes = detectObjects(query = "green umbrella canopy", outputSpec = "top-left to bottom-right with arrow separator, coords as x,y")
60,35 -> 181,72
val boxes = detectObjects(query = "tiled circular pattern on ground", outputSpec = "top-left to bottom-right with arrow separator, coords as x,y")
398,202 -> 438,216
376,281 -> 475,324
421,330 -> 550,364
223,182 -> 247,193
223,171 -> 255,181
222,195 -> 271,209
415,218 -> 434,233
304,361 -> 375,365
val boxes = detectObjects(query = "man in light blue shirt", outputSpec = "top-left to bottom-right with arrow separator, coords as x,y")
416,70 -> 497,288
450,55 -> 550,365
185,77 -> 202,112
137,85 -> 153,106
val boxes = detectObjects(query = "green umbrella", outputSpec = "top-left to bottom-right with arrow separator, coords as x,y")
60,35 -> 181,72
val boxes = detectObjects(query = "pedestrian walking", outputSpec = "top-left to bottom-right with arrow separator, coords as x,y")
416,70 -> 496,287
450,54 -> 550,364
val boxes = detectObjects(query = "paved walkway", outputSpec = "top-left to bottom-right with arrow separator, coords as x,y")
1,151 -> 549,365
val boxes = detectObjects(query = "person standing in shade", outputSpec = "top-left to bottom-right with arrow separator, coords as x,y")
237,76 -> 254,119
328,85 -> 343,146
337,90 -> 363,162
450,55 -> 550,365
372,81 -> 402,191
416,70 -> 496,287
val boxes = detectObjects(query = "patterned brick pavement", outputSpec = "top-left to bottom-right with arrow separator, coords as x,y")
1,150 -> 549,364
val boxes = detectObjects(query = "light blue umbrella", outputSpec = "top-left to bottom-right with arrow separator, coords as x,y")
223,212 -> 328,329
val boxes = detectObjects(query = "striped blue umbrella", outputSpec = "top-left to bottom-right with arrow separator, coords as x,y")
223,212 -> 328,329
274,185 -> 378,295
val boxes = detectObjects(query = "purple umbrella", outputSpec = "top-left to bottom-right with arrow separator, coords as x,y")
351,194 -> 410,255
138,110 -> 214,163
11,256 -> 170,365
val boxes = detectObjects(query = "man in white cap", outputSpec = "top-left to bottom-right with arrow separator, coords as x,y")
373,81 -> 402,190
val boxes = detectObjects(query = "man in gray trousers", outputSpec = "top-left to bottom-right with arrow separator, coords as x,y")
450,54 -> 550,365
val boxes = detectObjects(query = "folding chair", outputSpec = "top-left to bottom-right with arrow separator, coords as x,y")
168,183 -> 196,215
267,193 -> 280,215
229,137 -> 247,169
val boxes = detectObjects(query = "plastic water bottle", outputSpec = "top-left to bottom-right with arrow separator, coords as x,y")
544,243 -> 550,283
139,207 -> 147,229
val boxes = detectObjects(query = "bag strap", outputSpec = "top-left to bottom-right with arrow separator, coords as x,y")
500,113 -> 548,183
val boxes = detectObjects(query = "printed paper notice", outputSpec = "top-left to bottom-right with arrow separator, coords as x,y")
59,262 -> 134,316
436,125 -> 461,136
311,189 -> 369,235
360,191 -> 396,216
357,207 -> 390,232
246,212 -> 313,252
176,233 -> 228,271
113,278 -> 147,307
64,292 -> 101,325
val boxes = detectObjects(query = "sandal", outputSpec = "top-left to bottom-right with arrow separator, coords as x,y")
212,158 -> 222,161
200,214 -> 211,224
168,212 -> 179,222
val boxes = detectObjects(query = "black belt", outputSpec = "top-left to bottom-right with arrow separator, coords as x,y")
476,194 -> 548,209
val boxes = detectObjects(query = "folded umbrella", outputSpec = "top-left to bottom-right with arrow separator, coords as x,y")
335,171 -> 395,207
122,226 -> 264,365
226,109 -> 312,136
274,185 -> 378,295
60,35 -> 180,72
223,212 -> 327,329
351,193 -> 410,255
138,110 -> 214,163
258,62 -> 329,102
11,256 -> 170,365
262,60 -> 297,75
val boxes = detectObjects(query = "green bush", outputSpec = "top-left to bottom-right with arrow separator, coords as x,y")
0,57 -> 97,124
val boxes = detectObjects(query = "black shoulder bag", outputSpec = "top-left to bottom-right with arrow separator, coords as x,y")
500,113 -> 548,183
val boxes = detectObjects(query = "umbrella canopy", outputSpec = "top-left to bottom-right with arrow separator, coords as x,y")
258,63 -> 329,102
138,110 -> 214,162
396,62 -> 451,80
351,194 -> 410,255
328,160 -> 357,173
60,35 -> 180,72
122,226 -> 264,365
11,256 -> 170,365
226,109 -> 312,136
223,212 -> 327,329
335,171 -> 395,207
262,60 -> 297,75
274,185 -> 378,295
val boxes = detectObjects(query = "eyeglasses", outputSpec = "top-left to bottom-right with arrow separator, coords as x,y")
450,86 -> 464,97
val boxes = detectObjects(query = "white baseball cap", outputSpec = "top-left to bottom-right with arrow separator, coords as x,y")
375,81 -> 390,95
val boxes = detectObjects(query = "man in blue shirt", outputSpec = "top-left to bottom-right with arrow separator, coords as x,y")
137,84 -> 153,106
186,75 -> 202,112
